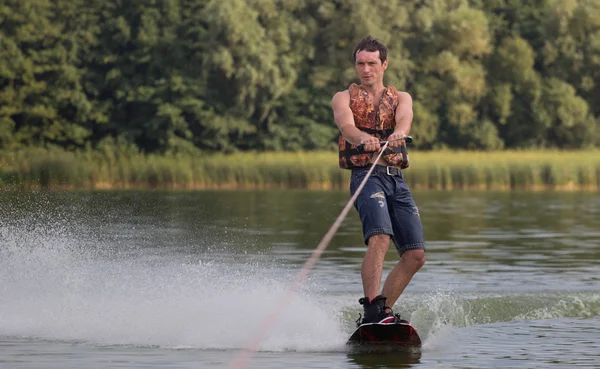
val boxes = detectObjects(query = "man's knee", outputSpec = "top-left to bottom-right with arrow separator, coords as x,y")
402,249 -> 425,271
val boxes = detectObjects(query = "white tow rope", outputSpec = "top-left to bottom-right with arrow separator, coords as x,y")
229,141 -> 391,369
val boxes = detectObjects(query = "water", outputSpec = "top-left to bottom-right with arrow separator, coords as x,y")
1,189 -> 599,368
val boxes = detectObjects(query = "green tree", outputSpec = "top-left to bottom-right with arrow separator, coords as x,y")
486,35 -> 544,147
410,2 -> 498,149
537,0 -> 600,146
0,0 -> 93,149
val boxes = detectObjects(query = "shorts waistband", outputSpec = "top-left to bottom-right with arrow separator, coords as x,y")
353,165 -> 403,177
373,165 -> 403,177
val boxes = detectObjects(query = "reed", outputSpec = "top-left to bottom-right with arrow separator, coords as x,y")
406,150 -> 600,190
1,148 -> 598,190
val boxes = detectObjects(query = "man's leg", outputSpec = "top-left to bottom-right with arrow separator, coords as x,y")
361,234 -> 391,301
382,175 -> 426,310
381,249 -> 425,307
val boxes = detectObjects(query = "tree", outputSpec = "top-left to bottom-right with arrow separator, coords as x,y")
409,2 -> 498,148
0,0 -> 93,149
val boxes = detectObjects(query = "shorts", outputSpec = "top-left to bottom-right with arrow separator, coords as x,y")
349,165 -> 426,256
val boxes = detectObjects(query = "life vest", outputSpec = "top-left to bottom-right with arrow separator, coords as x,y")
338,83 -> 409,169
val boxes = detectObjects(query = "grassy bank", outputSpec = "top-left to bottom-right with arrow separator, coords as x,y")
1,148 -> 599,190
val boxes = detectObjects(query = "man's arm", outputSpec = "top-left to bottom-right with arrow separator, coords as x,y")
388,91 -> 414,148
331,91 -> 379,152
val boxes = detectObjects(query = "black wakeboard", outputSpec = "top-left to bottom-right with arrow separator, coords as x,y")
347,322 -> 421,353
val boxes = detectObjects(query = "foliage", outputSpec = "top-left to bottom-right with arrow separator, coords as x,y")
1,0 -> 599,153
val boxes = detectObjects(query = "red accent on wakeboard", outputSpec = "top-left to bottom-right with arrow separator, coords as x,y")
347,322 -> 422,349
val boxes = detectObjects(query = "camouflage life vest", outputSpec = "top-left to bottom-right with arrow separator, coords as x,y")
338,83 -> 409,169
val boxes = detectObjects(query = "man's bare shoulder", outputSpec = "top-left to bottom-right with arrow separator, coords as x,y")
396,90 -> 413,103
332,89 -> 350,106
333,89 -> 350,98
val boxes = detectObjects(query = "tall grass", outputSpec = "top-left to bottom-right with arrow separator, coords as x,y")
406,150 -> 600,190
1,147 -> 598,190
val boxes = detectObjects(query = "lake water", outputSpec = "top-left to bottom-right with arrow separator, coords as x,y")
1,189 -> 599,368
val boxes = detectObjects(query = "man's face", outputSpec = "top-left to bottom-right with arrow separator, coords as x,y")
355,50 -> 388,87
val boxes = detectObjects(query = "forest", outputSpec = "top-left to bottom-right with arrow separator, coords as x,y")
2,0 -> 600,156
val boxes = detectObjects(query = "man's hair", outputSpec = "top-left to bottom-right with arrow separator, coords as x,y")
353,35 -> 387,63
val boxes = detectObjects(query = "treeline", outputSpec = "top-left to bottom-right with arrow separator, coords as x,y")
1,0 -> 600,154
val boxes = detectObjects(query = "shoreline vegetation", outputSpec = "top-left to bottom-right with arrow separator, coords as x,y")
1,149 -> 599,191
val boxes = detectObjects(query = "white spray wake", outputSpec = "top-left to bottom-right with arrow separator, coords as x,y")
0,221 -> 347,352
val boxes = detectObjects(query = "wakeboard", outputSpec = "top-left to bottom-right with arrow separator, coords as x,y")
347,322 -> 421,353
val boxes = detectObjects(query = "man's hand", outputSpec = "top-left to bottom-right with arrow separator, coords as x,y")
360,135 -> 380,152
387,131 -> 407,148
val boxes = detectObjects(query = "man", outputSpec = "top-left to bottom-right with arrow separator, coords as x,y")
331,35 -> 426,326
